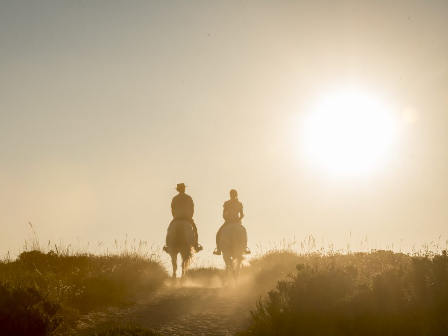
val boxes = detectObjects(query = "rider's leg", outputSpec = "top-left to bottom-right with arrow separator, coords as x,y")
191,221 -> 198,244
171,254 -> 177,278
190,220 -> 202,251
164,219 -> 178,252
213,224 -> 225,255
242,224 -> 251,254
163,228 -> 170,253
215,227 -> 219,248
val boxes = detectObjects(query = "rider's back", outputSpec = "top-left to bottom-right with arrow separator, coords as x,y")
171,193 -> 194,219
223,198 -> 243,223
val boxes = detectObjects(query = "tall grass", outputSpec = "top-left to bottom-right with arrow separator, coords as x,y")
0,227 -> 168,335
1,249 -> 167,311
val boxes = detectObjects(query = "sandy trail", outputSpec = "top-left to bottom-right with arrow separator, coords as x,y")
75,281 -> 256,335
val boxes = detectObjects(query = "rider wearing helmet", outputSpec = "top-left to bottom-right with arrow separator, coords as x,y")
213,189 -> 250,255
163,183 -> 202,253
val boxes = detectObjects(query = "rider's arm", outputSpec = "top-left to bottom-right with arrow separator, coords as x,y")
239,203 -> 244,220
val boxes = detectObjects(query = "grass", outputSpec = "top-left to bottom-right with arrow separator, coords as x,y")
3,229 -> 448,336
0,229 -> 168,335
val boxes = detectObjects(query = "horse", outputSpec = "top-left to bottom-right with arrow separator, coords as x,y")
165,220 -> 195,281
218,223 -> 247,285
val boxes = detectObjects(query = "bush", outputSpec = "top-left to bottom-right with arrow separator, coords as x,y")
0,282 -> 62,336
239,251 -> 448,336
243,250 -> 304,291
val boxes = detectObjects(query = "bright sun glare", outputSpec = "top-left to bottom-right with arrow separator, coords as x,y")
303,89 -> 397,176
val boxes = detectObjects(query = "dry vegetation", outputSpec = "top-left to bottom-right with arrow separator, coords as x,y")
0,231 -> 167,335
1,234 -> 448,335
237,245 -> 448,336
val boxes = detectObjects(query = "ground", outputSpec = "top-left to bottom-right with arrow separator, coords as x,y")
74,280 -> 256,336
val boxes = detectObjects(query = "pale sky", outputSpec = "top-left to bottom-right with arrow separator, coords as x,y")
1,0 -> 448,259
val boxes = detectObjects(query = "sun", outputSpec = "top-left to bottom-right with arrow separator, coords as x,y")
302,89 -> 397,176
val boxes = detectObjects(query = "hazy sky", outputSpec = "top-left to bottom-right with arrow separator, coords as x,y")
1,0 -> 448,259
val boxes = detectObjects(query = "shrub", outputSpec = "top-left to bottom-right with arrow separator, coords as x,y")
243,250 -> 304,291
0,282 -> 62,336
239,251 -> 448,336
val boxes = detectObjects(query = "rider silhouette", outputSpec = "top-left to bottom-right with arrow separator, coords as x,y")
163,183 -> 202,253
213,189 -> 250,255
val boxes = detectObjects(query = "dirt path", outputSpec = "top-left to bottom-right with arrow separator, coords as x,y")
75,282 -> 256,335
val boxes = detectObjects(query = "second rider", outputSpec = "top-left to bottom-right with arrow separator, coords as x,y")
213,189 -> 251,255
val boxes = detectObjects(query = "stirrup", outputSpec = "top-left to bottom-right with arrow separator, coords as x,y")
195,244 -> 203,252
244,247 -> 251,255
213,248 -> 221,255
163,245 -> 169,253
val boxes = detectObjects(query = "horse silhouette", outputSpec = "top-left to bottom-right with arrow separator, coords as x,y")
218,223 -> 247,285
166,220 -> 195,280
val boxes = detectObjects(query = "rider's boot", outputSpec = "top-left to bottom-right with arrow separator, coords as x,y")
163,245 -> 169,253
213,248 -> 221,255
193,231 -> 202,252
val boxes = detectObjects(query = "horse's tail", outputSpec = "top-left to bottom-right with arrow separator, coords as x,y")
174,221 -> 193,262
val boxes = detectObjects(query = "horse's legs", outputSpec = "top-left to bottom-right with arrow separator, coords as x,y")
180,253 -> 190,283
222,255 -> 227,282
231,258 -> 237,283
181,257 -> 186,279
171,253 -> 177,279
222,254 -> 233,286
234,256 -> 243,284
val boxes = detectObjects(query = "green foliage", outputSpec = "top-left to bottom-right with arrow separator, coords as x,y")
0,282 -> 62,336
239,250 -> 448,336
90,325 -> 163,336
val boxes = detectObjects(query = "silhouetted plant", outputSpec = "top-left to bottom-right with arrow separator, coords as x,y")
0,282 -> 62,336
0,250 -> 167,312
0,248 -> 167,334
239,250 -> 448,336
